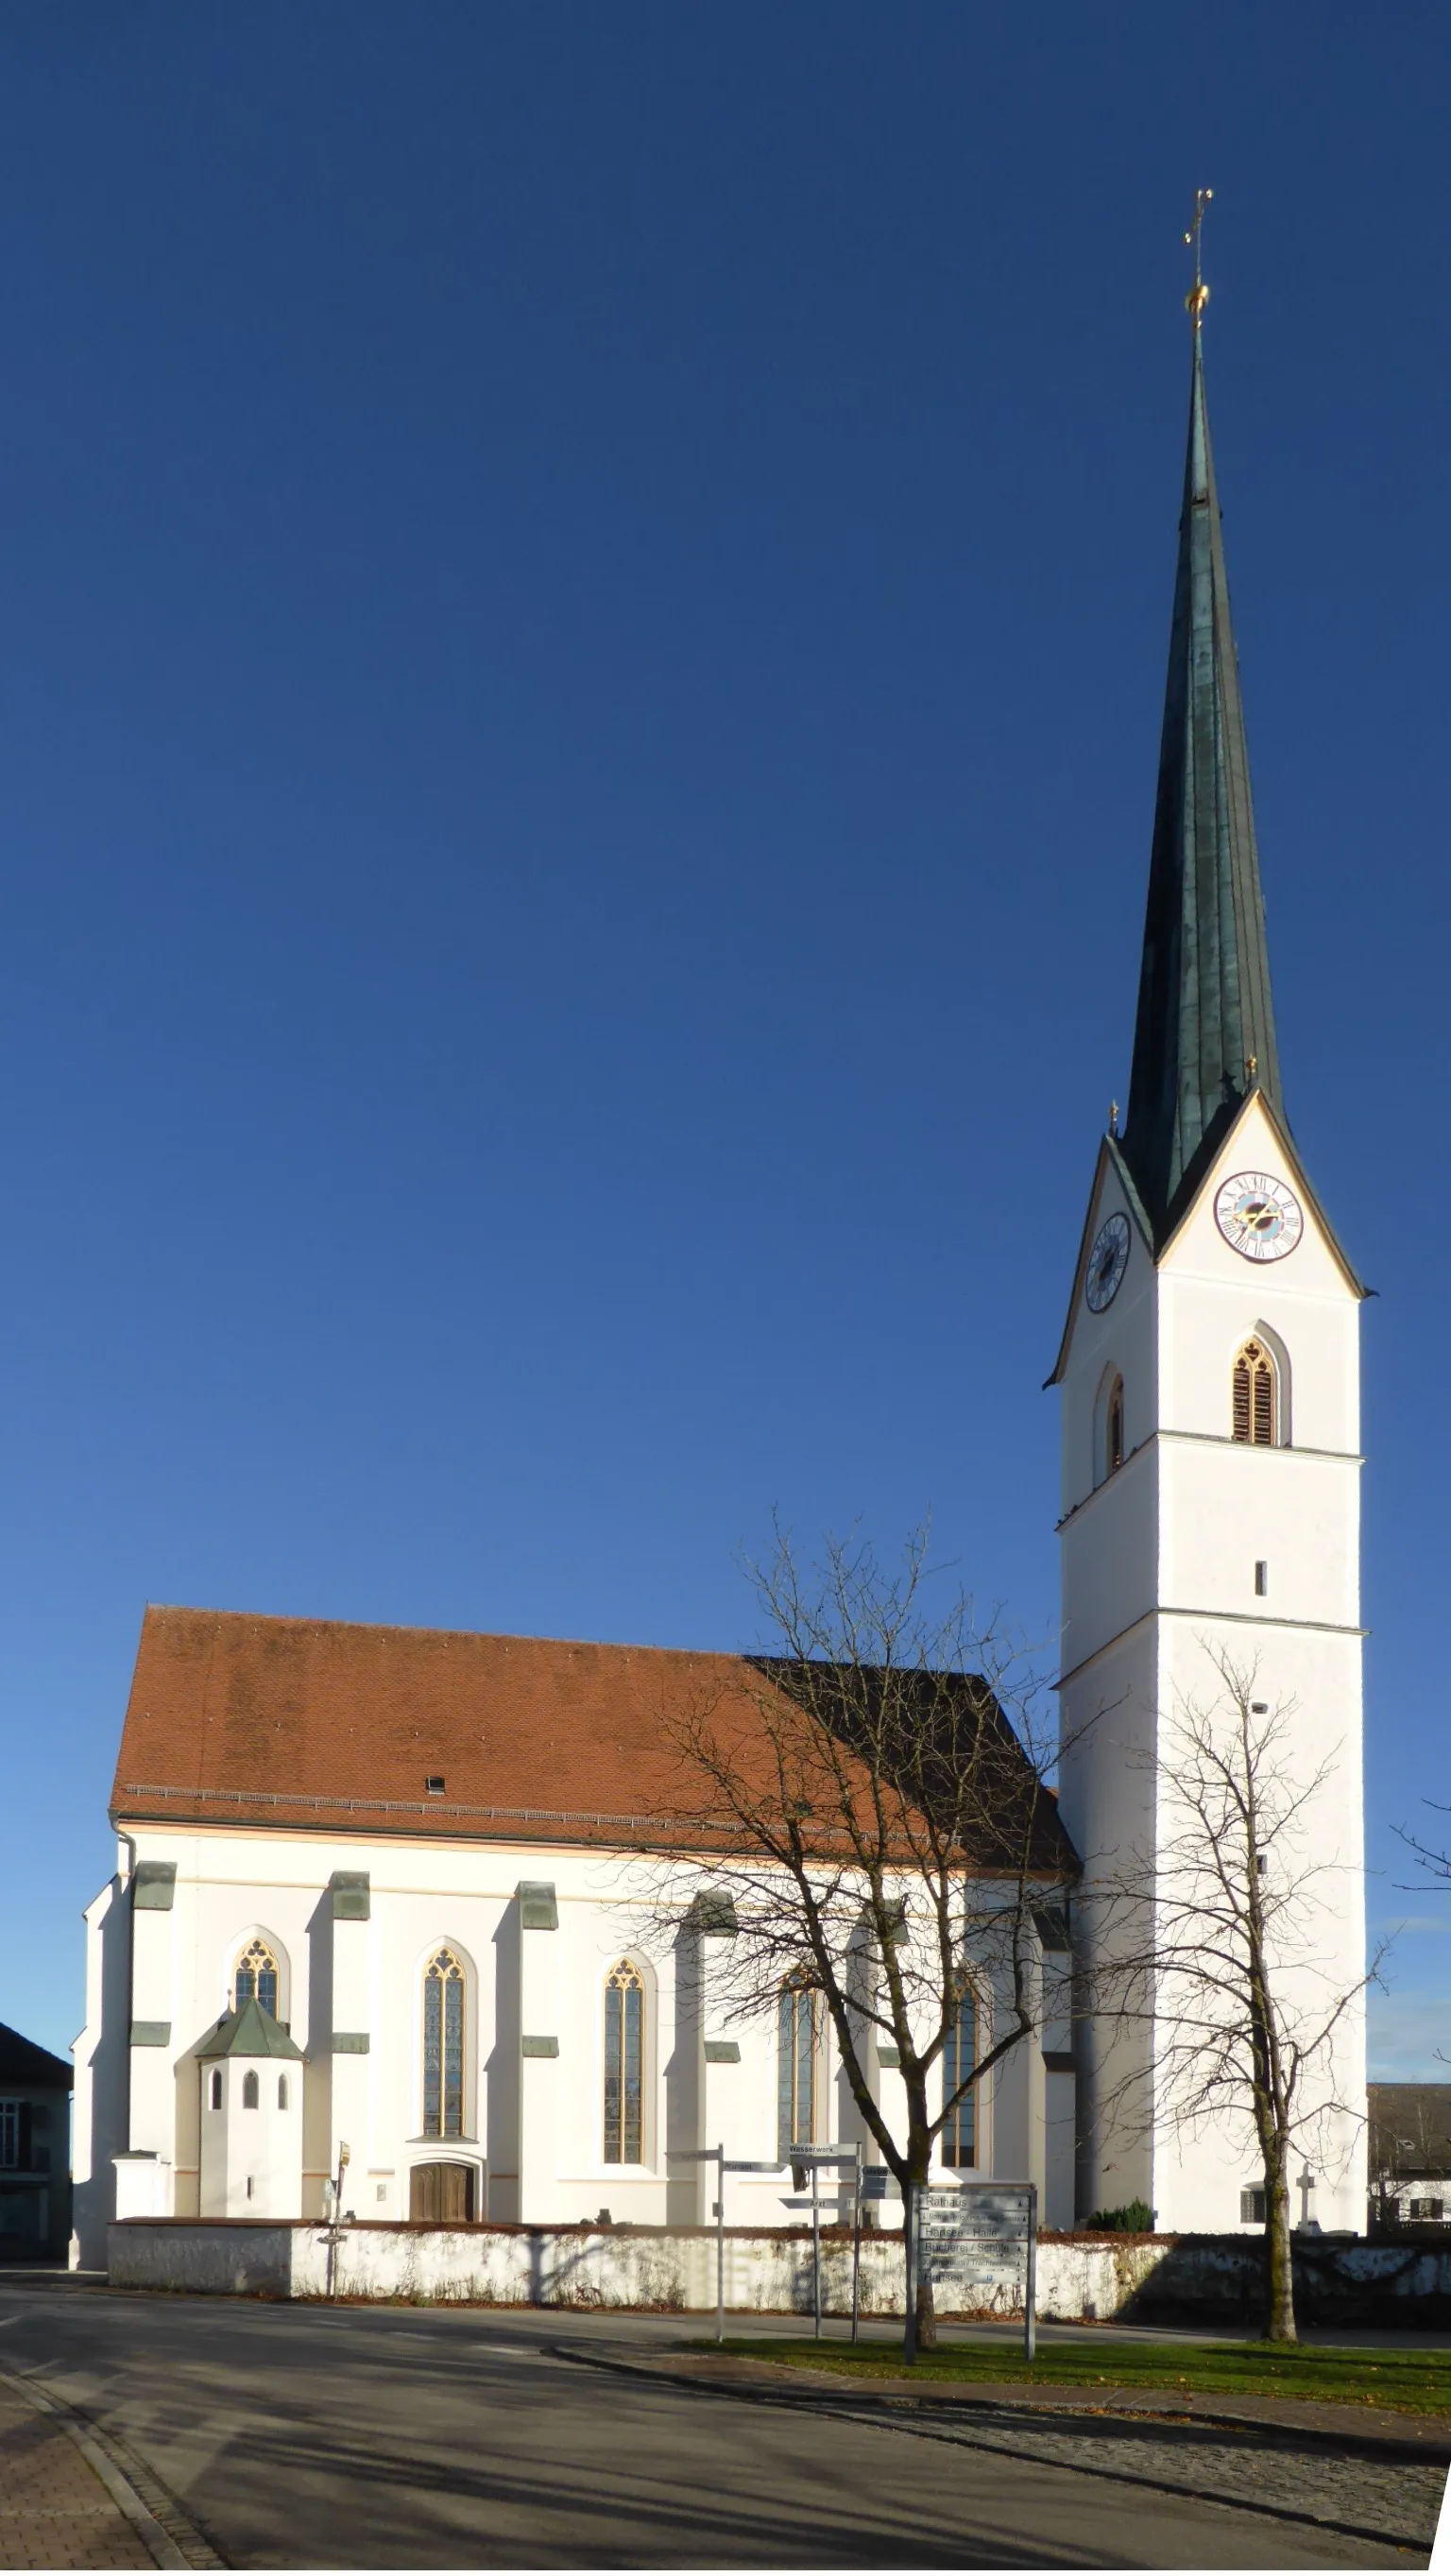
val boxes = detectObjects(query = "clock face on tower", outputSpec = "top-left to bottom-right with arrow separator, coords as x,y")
1085,1212 -> 1131,1312
1215,1170 -> 1305,1262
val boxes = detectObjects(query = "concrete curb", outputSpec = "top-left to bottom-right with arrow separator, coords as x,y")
0,2365 -> 227,2570
552,2342 -> 1442,2554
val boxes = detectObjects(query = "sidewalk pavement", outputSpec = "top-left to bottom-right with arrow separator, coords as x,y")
0,2375 -> 161,2570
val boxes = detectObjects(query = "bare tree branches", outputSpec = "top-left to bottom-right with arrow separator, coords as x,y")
634,1522 -> 1079,2349
1089,1646 -> 1377,2342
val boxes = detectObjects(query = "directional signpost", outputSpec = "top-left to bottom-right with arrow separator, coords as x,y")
913,2181 -> 1039,2362
780,2144 -> 862,2339
667,2145 -> 780,2343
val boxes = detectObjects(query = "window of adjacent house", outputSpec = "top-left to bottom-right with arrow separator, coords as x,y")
242,2071 -> 260,2110
777,1972 -> 817,2163
1105,1375 -> 1124,1476
1232,1339 -> 1277,1446
423,1948 -> 466,2140
941,1988 -> 978,2166
234,1938 -> 280,2018
209,2070 -> 222,2110
1240,2185 -> 1266,2224
604,1959 -> 644,2163
0,2102 -> 20,2167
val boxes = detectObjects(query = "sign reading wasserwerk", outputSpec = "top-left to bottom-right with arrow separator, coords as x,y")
916,2184 -> 1034,2303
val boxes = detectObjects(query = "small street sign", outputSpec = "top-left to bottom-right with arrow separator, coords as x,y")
861,2168 -> 899,2201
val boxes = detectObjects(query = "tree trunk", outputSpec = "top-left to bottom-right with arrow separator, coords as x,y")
1262,2163 -> 1297,2344
915,2262 -> 938,2350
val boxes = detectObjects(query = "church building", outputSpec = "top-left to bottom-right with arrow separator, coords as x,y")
73,297 -> 1369,2266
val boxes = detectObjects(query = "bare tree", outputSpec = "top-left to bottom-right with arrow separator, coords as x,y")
640,1525 -> 1078,2353
1091,1649 -> 1375,2343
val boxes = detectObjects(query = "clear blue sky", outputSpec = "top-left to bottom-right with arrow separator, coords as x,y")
2,5 -> 1445,2077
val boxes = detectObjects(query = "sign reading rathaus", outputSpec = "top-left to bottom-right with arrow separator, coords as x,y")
73,297 -> 1367,2268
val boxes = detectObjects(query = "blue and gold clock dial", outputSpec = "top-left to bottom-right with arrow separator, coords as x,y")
1085,1212 -> 1131,1312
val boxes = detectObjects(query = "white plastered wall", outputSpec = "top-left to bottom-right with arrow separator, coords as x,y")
80,1826 -> 1059,2243
1057,1098 -> 1367,2233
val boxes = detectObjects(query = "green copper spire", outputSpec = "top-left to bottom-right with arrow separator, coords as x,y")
1120,317 -> 1282,1237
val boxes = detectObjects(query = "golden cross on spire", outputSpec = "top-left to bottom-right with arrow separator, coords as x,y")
1184,185 -> 1213,326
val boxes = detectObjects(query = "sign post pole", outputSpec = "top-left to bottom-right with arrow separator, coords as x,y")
1024,2182 -> 1037,2363
850,2143 -> 862,2345
715,2143 -> 726,2347
903,2181 -> 918,2366
811,2155 -> 822,2339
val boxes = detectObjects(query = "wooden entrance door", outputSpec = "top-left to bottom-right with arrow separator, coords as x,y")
409,2161 -> 476,2223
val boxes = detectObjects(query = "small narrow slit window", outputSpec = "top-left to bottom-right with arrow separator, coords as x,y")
1232,1340 -> 1277,1446
278,2075 -> 289,2111
1106,1376 -> 1124,1476
242,2071 -> 260,2109
209,2069 -> 222,2111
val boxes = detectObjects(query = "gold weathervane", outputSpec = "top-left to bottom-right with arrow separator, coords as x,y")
1185,186 -> 1213,325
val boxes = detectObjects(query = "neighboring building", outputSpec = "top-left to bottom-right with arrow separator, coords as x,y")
72,1614 -> 1078,2266
1051,312 -> 1367,2235
73,293 -> 1371,2265
1368,2085 -> 1451,2226
0,2021 -> 73,2261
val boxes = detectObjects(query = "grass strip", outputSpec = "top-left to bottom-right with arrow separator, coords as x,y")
698,2336 -> 1451,2417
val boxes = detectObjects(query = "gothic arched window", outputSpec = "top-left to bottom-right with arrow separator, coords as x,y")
423,1949 -> 466,2140
604,1960 -> 644,2163
278,2075 -> 289,2112
941,1987 -> 978,2166
209,2069 -> 222,2110
234,1939 -> 279,2018
242,2071 -> 260,2109
777,1971 -> 817,2162
1232,1339 -> 1278,1446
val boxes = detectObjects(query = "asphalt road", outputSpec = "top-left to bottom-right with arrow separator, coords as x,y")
0,2283 -> 1427,2569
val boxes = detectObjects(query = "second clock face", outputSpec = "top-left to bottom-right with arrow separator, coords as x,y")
1215,1170 -> 1304,1262
1085,1212 -> 1131,1311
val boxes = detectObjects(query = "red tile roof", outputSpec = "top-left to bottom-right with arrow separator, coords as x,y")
112,1607 -> 757,1844
111,1605 -> 1077,1872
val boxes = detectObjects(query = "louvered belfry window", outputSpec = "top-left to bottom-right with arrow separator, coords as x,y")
1232,1340 -> 1277,1446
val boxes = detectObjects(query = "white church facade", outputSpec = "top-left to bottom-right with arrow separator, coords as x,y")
73,1617 -> 1079,2264
73,304 -> 1370,2266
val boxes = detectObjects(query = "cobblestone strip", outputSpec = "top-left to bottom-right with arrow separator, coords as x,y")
0,2368 -> 227,2571
856,2399 -> 1446,2554
555,2345 -> 1445,2555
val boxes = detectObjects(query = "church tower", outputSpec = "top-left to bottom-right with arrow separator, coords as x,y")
1050,276 -> 1368,2232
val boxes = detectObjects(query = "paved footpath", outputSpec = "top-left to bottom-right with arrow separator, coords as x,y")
0,2375 -> 157,2569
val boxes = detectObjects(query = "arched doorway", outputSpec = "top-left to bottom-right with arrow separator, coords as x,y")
408,2161 -> 476,2223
